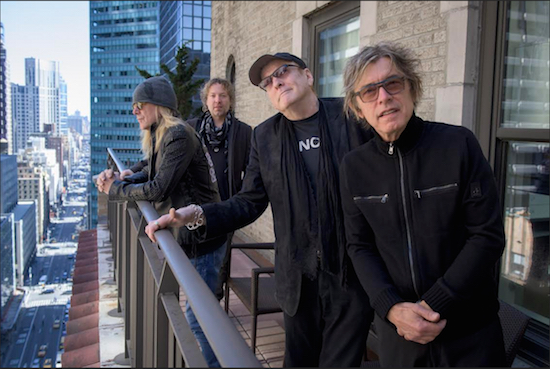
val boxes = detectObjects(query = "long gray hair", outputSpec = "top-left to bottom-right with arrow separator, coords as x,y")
343,42 -> 423,123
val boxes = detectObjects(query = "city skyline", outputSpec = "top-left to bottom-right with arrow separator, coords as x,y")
1,1 -> 90,118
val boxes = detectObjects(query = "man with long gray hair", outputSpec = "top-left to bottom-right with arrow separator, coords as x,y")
339,41 -> 506,367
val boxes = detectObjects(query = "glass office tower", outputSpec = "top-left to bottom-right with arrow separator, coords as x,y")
89,1 -> 160,227
159,1 -> 211,113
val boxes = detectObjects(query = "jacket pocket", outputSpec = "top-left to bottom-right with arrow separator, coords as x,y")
354,193 -> 389,204
413,183 -> 458,199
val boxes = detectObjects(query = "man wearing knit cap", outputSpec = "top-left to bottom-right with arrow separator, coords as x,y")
146,53 -> 375,367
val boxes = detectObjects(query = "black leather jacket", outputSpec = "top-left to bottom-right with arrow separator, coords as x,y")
200,98 -> 372,315
109,122 -> 226,257
340,115 -> 505,338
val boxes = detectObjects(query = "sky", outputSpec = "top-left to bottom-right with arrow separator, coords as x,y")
1,1 -> 90,118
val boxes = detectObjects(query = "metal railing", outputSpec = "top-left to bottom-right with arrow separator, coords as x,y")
104,148 -> 261,368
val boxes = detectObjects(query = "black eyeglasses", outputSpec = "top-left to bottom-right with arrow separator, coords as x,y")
259,64 -> 301,90
132,102 -> 146,111
354,76 -> 406,103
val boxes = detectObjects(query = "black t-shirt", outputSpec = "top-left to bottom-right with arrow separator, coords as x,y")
287,111 -> 320,197
205,140 -> 230,201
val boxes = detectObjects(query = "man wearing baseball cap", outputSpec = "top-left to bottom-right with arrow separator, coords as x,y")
146,53 -> 374,367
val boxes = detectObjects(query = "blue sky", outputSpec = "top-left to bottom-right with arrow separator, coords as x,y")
1,1 -> 90,118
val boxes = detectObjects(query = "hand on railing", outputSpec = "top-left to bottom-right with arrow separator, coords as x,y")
145,206 -> 198,243
96,168 -> 120,194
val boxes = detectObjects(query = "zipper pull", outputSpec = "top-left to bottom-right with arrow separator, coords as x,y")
381,194 -> 389,203
414,190 -> 421,199
388,142 -> 394,155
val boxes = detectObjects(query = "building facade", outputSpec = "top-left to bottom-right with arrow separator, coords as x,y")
0,22 -> 13,155
210,1 -> 549,365
0,214 -> 15,319
11,83 -> 39,153
18,161 -> 49,243
89,0 -> 160,228
25,58 -> 61,134
158,1 -> 212,113
0,154 -> 18,214
13,201 -> 36,286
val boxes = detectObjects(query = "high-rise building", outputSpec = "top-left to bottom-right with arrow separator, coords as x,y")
89,1 -> 160,227
59,76 -> 68,134
11,83 -> 39,153
25,58 -> 60,133
0,213 -> 16,318
18,160 -> 50,242
159,1 -> 211,112
67,110 -> 89,135
13,200 -> 36,286
0,22 -> 13,155
0,154 -> 18,214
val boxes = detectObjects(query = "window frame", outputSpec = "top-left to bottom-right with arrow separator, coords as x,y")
307,1 -> 360,97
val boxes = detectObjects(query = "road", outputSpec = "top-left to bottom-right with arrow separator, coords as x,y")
1,144 -> 90,368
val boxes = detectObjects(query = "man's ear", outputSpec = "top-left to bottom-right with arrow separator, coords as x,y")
348,100 -> 364,120
305,68 -> 314,87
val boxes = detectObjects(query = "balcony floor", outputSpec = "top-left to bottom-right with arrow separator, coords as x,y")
180,247 -> 285,368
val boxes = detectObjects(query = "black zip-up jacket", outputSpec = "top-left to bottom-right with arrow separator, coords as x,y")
200,98 -> 372,316
188,114 -> 252,198
109,122 -> 226,257
340,114 -> 505,339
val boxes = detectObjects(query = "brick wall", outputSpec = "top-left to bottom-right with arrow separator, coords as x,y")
210,1 -> 460,243
211,1 -> 298,243
369,1 -> 448,121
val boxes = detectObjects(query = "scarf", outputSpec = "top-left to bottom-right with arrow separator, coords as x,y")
198,110 -> 232,154
279,101 -> 348,284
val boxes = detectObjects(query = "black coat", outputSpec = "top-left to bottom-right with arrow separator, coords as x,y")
201,98 -> 372,315
109,122 -> 226,257
340,114 -> 505,339
188,114 -> 252,198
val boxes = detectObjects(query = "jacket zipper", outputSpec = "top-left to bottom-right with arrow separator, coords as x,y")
353,194 -> 389,203
414,183 -> 458,198
395,146 -> 420,299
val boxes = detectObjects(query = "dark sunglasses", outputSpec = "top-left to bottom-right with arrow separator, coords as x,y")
132,102 -> 147,111
354,76 -> 406,103
259,64 -> 302,90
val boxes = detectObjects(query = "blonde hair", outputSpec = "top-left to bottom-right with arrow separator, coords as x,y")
140,105 -> 183,159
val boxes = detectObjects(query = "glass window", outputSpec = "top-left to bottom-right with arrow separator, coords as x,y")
204,18 -> 211,30
183,28 -> 192,41
203,42 -> 211,53
183,4 -> 192,16
193,41 -> 202,51
193,29 -> 202,41
194,17 -> 202,29
499,141 -> 549,324
500,2 -> 550,129
310,2 -> 360,98
194,5 -> 202,16
204,6 -> 211,18
183,16 -> 192,27
203,30 -> 211,42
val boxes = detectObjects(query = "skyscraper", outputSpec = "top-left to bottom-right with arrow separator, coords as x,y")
25,58 -> 60,133
0,22 -> 13,155
59,76 -> 68,134
159,1 -> 211,112
89,1 -> 160,228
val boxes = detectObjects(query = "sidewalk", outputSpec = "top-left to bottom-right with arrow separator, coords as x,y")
1,289 -> 26,332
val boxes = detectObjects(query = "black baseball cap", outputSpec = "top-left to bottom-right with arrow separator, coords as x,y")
249,52 -> 308,86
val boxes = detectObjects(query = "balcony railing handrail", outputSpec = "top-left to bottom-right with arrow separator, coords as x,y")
106,148 -> 261,368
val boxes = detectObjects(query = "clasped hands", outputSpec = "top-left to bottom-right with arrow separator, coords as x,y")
95,168 -> 134,194
387,300 -> 447,344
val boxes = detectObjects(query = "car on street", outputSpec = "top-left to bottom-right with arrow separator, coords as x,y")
53,319 -> 61,329
41,288 -> 54,294
37,344 -> 47,357
43,358 -> 52,368
31,358 -> 40,368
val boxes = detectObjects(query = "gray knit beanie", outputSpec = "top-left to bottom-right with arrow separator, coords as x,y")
133,76 -> 178,112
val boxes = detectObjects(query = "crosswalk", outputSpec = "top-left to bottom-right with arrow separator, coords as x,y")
25,296 -> 70,308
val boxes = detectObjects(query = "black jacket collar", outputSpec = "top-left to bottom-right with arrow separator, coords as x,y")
372,113 -> 424,156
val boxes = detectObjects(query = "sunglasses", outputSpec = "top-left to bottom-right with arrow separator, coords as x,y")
259,64 -> 302,90
354,76 -> 406,103
132,102 -> 147,111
